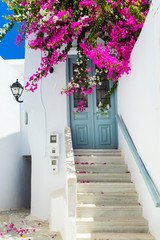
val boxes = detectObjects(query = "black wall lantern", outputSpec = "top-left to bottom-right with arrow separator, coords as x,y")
49,66 -> 54,74
10,79 -> 24,103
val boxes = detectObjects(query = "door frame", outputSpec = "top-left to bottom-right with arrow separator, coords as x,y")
66,55 -> 77,127
66,55 -> 118,148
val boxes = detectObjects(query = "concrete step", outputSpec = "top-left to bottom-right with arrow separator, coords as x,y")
75,149 -> 156,240
76,164 -> 128,173
75,156 -> 125,164
76,233 -> 155,240
76,204 -> 142,217
74,149 -> 122,156
76,217 -> 148,233
77,173 -> 131,182
77,182 -> 135,193
77,192 -> 138,204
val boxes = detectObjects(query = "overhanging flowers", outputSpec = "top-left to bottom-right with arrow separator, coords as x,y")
0,0 -> 150,113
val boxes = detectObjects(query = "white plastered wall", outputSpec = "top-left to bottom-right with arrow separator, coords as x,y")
23,40 -> 68,220
0,57 -> 29,209
117,1 -> 160,239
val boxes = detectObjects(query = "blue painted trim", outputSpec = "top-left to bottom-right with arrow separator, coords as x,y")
114,87 -> 118,148
66,55 -> 77,127
66,57 -> 70,127
116,114 -> 160,207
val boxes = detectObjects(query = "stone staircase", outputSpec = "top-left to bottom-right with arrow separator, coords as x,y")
74,149 -> 155,240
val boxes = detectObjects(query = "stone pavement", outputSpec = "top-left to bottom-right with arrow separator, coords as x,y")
0,209 -> 62,240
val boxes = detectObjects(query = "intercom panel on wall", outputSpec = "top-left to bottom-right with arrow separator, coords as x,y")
49,133 -> 60,173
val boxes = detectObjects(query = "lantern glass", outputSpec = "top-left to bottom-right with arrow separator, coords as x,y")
12,87 -> 20,96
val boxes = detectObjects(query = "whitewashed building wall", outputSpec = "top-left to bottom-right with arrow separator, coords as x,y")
118,1 -> 160,239
23,45 -> 68,219
0,57 -> 29,209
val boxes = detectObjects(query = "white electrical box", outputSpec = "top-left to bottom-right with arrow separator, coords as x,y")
50,156 -> 58,173
49,133 -> 59,173
50,134 -> 59,156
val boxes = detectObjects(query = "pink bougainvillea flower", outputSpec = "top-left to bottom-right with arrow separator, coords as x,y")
101,192 -> 104,194
16,35 -> 21,42
0,0 -> 150,114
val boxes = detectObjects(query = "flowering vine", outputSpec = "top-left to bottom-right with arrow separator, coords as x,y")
0,0 -> 150,113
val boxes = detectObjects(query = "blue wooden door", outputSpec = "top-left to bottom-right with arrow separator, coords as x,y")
67,56 -> 117,149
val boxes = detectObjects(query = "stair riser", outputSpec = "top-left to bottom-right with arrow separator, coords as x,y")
77,225 -> 148,233
75,156 -> 124,164
77,207 -> 142,217
76,165 -> 128,173
74,150 -> 122,156
77,195 -> 138,204
76,233 -> 155,240
77,183 -> 135,193
77,173 -> 131,182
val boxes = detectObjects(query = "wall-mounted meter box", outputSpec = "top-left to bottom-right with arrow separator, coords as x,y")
49,133 -> 59,156
50,156 -> 58,173
49,134 -> 60,173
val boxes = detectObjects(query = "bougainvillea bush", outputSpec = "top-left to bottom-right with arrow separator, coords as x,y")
0,0 -> 150,113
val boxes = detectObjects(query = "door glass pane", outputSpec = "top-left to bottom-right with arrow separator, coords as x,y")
73,64 -> 88,108
96,73 -> 111,107
74,89 -> 88,108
